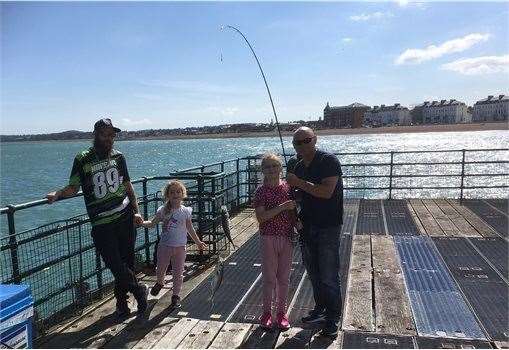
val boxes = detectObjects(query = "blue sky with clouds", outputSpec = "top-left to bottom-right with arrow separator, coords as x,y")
1,1 -> 508,134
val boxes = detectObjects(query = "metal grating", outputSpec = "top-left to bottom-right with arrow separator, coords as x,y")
432,237 -> 503,283
468,237 -> 509,281
342,331 -> 415,349
459,281 -> 509,341
416,336 -> 493,349
394,236 -> 486,339
384,199 -> 421,236
356,200 -> 385,235
486,199 -> 508,214
433,237 -> 508,341
288,275 -> 315,327
178,235 -> 261,321
342,199 -> 360,236
463,200 -> 508,238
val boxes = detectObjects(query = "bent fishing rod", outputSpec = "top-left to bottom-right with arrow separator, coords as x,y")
221,25 -> 288,166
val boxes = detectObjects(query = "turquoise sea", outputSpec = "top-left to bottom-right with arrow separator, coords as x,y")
1,130 -> 508,234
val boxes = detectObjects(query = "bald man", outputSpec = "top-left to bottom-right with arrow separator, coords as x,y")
286,127 -> 344,338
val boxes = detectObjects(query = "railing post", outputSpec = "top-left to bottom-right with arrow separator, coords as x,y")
142,177 -> 150,264
236,158 -> 241,208
389,152 -> 394,199
460,149 -> 466,201
7,205 -> 21,284
247,158 -> 252,203
220,161 -> 225,206
197,175 -> 205,236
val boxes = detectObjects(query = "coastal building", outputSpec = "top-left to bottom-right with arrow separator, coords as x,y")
415,99 -> 471,124
323,102 -> 370,128
472,95 -> 509,122
363,103 -> 411,127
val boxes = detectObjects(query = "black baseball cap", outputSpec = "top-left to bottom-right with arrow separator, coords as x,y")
94,118 -> 121,132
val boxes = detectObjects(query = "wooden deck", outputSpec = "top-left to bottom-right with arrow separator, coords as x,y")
38,199 -> 508,349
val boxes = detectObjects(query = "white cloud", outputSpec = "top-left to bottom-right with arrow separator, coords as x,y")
441,55 -> 509,75
342,37 -> 353,43
349,12 -> 394,22
395,0 -> 426,8
395,33 -> 491,65
120,118 -> 152,126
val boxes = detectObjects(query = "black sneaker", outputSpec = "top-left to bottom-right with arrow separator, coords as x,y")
170,295 -> 181,308
320,321 -> 338,338
116,302 -> 130,319
134,284 -> 148,314
150,283 -> 163,296
301,310 -> 326,324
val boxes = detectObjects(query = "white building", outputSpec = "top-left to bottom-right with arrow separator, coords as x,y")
364,103 -> 411,127
472,95 -> 509,122
421,99 -> 471,124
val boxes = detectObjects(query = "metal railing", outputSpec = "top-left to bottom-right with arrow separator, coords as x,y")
0,148 -> 507,338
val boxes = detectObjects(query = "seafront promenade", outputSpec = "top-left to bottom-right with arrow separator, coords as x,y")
38,199 -> 508,349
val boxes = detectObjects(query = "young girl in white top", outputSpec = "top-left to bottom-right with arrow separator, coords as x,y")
142,180 -> 206,307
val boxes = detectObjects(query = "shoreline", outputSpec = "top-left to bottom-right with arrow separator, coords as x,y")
131,122 -> 508,141
2,122 -> 507,143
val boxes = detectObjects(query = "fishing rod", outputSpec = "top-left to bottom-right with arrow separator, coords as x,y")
221,25 -> 288,166
221,25 -> 301,246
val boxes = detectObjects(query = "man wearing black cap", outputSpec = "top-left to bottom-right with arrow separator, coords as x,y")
46,118 -> 148,318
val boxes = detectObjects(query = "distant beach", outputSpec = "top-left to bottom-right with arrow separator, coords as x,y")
134,122 -> 508,141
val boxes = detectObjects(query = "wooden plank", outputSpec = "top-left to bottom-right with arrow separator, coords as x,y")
275,327 -> 315,349
176,320 -> 223,349
434,199 -> 480,237
132,317 -> 179,349
350,235 -> 372,271
208,322 -> 252,349
422,199 -> 459,236
447,200 -> 498,238
342,235 -> 374,332
371,236 -> 401,274
409,199 -> 445,236
406,200 -> 427,236
153,318 -> 199,348
371,236 -> 415,336
308,331 -> 343,348
240,325 -> 280,349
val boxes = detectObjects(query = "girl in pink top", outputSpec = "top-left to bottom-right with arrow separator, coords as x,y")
254,153 -> 298,330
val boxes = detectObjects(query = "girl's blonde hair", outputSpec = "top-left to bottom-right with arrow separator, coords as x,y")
162,180 -> 188,209
261,153 -> 283,169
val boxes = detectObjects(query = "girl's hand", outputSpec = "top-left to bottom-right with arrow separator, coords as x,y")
197,241 -> 207,251
281,200 -> 296,211
134,213 -> 144,226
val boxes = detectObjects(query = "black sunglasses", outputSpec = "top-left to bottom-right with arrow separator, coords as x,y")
292,137 -> 314,146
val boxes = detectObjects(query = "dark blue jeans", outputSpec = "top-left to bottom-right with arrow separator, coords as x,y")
300,225 -> 342,324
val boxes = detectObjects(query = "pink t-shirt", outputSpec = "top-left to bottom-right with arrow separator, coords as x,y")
253,181 -> 295,236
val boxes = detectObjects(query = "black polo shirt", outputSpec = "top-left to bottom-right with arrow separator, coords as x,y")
294,149 -> 343,228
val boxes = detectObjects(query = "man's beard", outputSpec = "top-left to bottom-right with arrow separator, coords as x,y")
94,138 -> 112,158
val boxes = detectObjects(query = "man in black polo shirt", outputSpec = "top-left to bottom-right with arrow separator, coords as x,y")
286,126 -> 343,338
46,118 -> 148,319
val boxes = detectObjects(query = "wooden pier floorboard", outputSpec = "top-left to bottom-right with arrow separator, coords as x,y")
37,200 -> 508,349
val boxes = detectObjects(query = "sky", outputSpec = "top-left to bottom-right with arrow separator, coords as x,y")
1,1 -> 508,135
